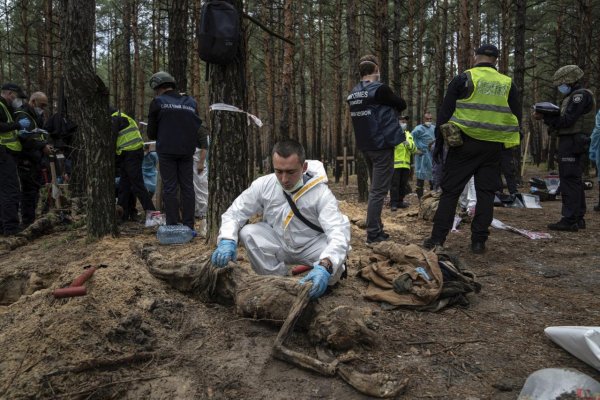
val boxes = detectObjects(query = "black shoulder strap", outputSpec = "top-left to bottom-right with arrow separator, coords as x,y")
283,191 -> 324,233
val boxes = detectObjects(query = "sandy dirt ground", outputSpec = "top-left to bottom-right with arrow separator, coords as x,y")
0,167 -> 599,400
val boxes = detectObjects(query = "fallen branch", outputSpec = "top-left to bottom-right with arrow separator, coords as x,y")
43,352 -> 168,378
52,374 -> 171,398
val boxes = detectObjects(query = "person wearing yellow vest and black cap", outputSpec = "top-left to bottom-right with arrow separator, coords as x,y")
111,108 -> 156,222
14,91 -> 53,227
390,115 -> 416,210
533,65 -> 595,231
0,83 -> 30,235
423,44 -> 522,254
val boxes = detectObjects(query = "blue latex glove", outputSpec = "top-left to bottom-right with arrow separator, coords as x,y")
17,118 -> 31,130
211,239 -> 237,268
299,264 -> 331,299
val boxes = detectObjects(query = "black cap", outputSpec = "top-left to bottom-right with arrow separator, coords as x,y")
1,83 -> 24,96
475,44 -> 499,58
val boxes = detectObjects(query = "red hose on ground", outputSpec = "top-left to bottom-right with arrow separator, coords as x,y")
70,267 -> 97,287
53,286 -> 87,298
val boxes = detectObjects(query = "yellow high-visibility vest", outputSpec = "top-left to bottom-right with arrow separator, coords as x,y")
450,67 -> 520,148
0,101 -> 22,152
112,111 -> 144,155
393,130 -> 416,169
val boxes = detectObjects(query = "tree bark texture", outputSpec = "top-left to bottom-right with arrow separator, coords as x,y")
168,0 -> 189,93
121,0 -> 134,116
457,0 -> 470,73
61,0 -> 116,239
207,0 -> 248,243
279,0 -> 294,141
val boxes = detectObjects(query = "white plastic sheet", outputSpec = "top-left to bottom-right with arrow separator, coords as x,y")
518,368 -> 600,399
209,103 -> 263,127
491,218 -> 552,240
545,326 -> 600,371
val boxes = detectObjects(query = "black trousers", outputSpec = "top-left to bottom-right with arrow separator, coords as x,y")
390,168 -> 410,206
557,135 -> 586,223
500,148 -> 518,194
18,161 -> 41,226
363,148 -> 394,238
159,153 -> 195,230
0,149 -> 21,234
118,148 -> 155,220
431,136 -> 502,244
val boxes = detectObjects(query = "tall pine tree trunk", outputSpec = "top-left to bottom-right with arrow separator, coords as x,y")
279,0 -> 294,140
457,0 -> 470,72
374,0 -> 389,84
168,0 -> 189,92
298,0 -> 308,152
207,0 -> 247,242
513,0 -> 526,179
62,0 -> 116,239
122,0 -> 133,115
435,0 -> 448,111
332,0 -> 343,180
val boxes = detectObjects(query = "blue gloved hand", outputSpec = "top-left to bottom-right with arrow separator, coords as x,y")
299,264 -> 331,299
17,118 -> 30,130
211,239 -> 237,268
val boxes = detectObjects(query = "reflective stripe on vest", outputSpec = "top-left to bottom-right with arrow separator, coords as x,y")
112,111 -> 144,154
393,131 -> 415,169
449,67 -> 520,148
0,101 -> 22,152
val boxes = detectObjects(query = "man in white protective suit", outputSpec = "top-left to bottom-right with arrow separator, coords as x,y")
211,139 -> 351,300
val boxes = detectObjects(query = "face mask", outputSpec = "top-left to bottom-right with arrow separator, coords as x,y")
284,177 -> 304,193
400,123 -> 407,131
12,98 -> 23,109
34,107 -> 44,116
424,122 -> 432,128
558,84 -> 571,95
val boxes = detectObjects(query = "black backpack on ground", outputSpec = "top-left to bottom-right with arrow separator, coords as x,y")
198,0 -> 240,65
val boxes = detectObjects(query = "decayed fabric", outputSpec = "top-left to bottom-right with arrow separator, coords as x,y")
419,191 -> 441,221
359,243 -> 443,307
359,242 -> 481,310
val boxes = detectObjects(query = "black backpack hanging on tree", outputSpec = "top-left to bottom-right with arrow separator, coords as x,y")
198,0 -> 240,79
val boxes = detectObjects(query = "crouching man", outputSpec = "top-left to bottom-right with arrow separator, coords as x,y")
211,139 -> 351,300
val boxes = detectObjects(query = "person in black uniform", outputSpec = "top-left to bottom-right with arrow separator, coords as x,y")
424,44 -> 522,254
147,71 -> 202,230
14,91 -> 52,227
111,107 -> 156,222
0,83 -> 30,235
347,54 -> 406,243
533,65 -> 596,231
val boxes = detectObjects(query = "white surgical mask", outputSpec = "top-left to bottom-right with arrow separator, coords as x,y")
12,98 -> 23,109
400,123 -> 407,131
280,177 -> 304,194
558,84 -> 571,95
34,107 -> 44,116
286,176 -> 304,193
424,121 -> 432,128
